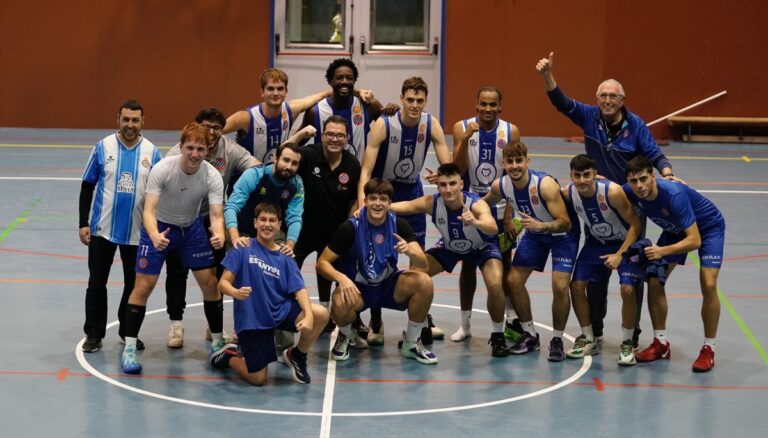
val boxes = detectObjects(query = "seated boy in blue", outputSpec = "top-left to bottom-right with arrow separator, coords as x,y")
623,156 -> 725,373
213,202 -> 329,385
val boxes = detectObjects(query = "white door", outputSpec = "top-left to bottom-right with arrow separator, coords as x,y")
273,0 -> 443,121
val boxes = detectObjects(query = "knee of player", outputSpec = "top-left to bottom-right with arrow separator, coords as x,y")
313,305 -> 330,323
244,371 -> 268,386
619,284 -> 635,298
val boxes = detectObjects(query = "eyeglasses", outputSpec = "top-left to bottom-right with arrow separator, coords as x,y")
202,124 -> 223,132
323,132 -> 347,141
597,93 -> 624,102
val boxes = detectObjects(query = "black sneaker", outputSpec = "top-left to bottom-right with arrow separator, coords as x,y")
548,337 -> 566,362
509,332 -> 540,355
420,325 -> 434,346
119,336 -> 145,351
210,343 -> 238,370
352,316 -> 369,341
82,336 -> 102,353
488,332 -> 509,357
632,327 -> 642,349
282,347 -> 311,384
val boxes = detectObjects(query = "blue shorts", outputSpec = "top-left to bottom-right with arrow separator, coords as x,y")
511,232 -> 577,273
657,227 -> 725,269
427,241 -> 501,273
135,217 -> 216,275
392,181 -> 426,246
237,301 -> 302,373
357,270 -> 408,312
572,242 -> 641,285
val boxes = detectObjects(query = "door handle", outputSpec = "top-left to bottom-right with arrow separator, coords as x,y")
432,37 -> 438,56
360,36 -> 366,55
275,33 -> 280,56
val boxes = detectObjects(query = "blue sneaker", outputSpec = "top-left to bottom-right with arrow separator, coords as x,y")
508,332 -> 540,355
282,347 -> 311,384
121,344 -> 142,374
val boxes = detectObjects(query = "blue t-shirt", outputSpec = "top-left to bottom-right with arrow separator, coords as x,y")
221,239 -> 306,331
623,179 -> 724,236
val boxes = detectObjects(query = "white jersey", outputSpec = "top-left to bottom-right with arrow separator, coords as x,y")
432,192 -> 493,254
462,117 -> 514,195
145,156 -> 224,227
569,180 -> 629,245
82,134 -> 162,245
241,102 -> 293,163
311,96 -> 369,161
499,169 -> 564,236
375,112 -> 432,184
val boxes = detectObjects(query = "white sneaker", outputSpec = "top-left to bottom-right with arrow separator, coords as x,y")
167,322 -> 184,348
618,340 -> 637,366
566,334 -> 598,358
367,322 -> 385,346
350,327 -> 369,349
399,331 -> 438,365
450,326 -> 471,342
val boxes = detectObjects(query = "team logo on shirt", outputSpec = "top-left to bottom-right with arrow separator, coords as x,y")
141,157 -> 150,168
417,133 -> 425,143
353,104 -> 362,114
117,172 -> 135,193
138,258 -> 148,269
530,186 -> 537,195
213,158 -> 226,172
249,255 -> 281,278
282,120 -> 289,131
281,189 -> 290,199
469,138 -> 477,146
448,238 -> 473,254
256,127 -> 265,135
353,114 -> 364,126
338,172 -> 350,184
497,139 -> 506,149
597,194 -> 605,202
373,233 -> 385,244
599,202 -> 608,211
531,195 -> 540,205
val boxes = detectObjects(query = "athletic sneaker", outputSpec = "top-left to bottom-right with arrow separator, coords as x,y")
508,332 -> 540,355
692,345 -> 715,372
283,347 -> 311,384
399,331 -> 438,365
167,322 -> 184,348
548,337 -> 566,362
121,344 -> 142,374
503,318 -> 524,343
450,326 -> 471,342
205,327 -> 238,344
367,321 -> 385,346
488,332 -> 509,357
350,326 -> 369,349
566,334 -> 598,358
428,314 -> 445,340
632,327 -> 642,349
618,340 -> 637,366
119,336 -> 145,351
332,333 -> 350,361
352,317 -> 369,341
420,324 -> 434,346
635,338 -> 671,362
82,336 -> 102,353
210,343 -> 238,370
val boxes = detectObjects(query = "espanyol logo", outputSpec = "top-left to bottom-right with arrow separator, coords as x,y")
138,258 -> 149,269
338,172 -> 350,184
353,114 -> 363,126
282,120 -> 289,130
599,202 -> 608,211
417,133 -> 425,143
497,139 -> 506,149
373,233 -> 385,244
281,189 -> 290,199
531,195 -> 539,205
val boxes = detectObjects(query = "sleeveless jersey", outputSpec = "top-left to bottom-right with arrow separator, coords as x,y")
462,117 -> 514,195
372,111 -> 432,184
339,210 -> 399,286
311,96 -> 370,161
569,180 -> 629,245
499,169 -> 564,236
431,192 -> 494,254
82,134 -> 162,245
239,102 -> 293,163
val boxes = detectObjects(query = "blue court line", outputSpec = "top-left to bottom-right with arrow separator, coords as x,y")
690,253 -> 768,365
0,198 -> 41,243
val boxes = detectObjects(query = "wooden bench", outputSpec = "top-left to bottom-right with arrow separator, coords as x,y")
668,116 -> 768,143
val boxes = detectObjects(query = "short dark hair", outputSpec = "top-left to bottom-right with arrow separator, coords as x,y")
275,141 -> 303,159
437,163 -> 462,177
119,99 -> 144,116
325,58 -> 359,84
363,178 -> 394,198
254,202 -> 282,221
626,156 -> 654,177
323,115 -> 349,134
502,142 -> 528,159
401,76 -> 428,96
477,86 -> 502,102
569,154 -> 597,172
194,107 -> 226,127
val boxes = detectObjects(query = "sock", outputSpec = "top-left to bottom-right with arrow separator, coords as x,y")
406,319 -> 425,342
203,299 -> 224,334
522,320 -> 536,335
293,347 -> 308,358
552,329 -> 563,339
124,304 -> 147,338
339,324 -> 352,338
461,310 -> 471,330
654,330 -> 668,343
581,325 -> 594,340
491,321 -> 504,333
704,338 -> 716,351
124,336 -> 138,347
505,298 -> 517,320
369,308 -> 382,326
171,320 -> 183,328
622,326 -> 634,342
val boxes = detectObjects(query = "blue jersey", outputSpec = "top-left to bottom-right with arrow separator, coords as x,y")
498,169 -> 566,236
547,86 -> 671,184
568,180 -> 629,246
224,165 -> 304,241
431,192 -> 495,254
82,134 -> 162,245
338,210 -> 400,286
623,179 -> 724,236
221,239 -> 305,331
311,96 -> 370,161
237,102 -> 293,163
461,116 -> 513,195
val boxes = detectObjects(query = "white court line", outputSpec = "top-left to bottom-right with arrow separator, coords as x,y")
319,331 -> 339,438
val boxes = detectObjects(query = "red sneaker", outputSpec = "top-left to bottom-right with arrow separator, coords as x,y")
692,345 -> 715,372
635,338 -> 671,362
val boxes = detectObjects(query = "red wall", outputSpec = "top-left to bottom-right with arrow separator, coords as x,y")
2,1 -> 766,139
0,1 -> 271,130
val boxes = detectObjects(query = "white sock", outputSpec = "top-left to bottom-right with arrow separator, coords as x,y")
581,325 -> 594,340
406,319 -> 426,342
491,321 -> 504,333
505,298 -> 517,320
339,324 -> 352,337
450,326 -> 470,342
654,330 -> 668,343
552,329 -> 563,339
124,336 -> 137,347
171,320 -> 183,328
522,320 -> 536,335
704,338 -> 716,351
460,310 -> 471,330
622,327 -> 634,342
210,333 -> 223,344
